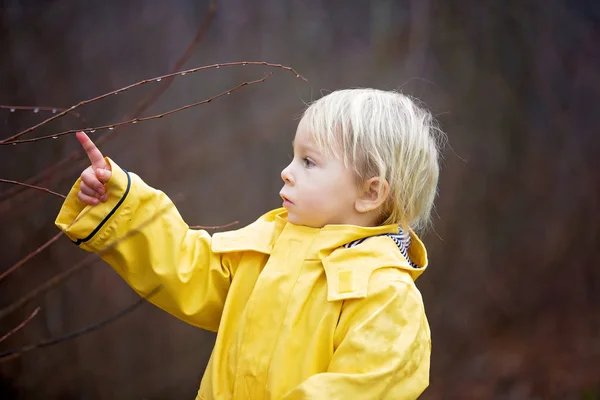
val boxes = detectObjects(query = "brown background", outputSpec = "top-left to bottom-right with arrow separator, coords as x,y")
1,0 -> 599,398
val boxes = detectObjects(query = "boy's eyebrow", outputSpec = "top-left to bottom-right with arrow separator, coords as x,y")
292,139 -> 306,150
291,137 -> 320,155
292,139 -> 316,151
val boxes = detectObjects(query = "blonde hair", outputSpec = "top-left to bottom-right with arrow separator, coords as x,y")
301,88 -> 444,230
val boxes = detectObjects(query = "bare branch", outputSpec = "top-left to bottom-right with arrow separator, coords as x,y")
0,255 -> 91,322
0,1 -> 218,202
0,307 -> 40,344
2,73 -> 275,145
0,207 -> 95,285
1,62 -> 306,144
0,286 -> 161,362
129,0 -> 218,118
0,232 -> 64,283
0,178 -> 66,199
0,105 -> 88,124
189,220 -> 240,230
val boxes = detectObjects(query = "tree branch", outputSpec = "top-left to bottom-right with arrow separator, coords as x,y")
189,220 -> 239,230
0,1 -> 219,201
129,0 -> 219,118
1,62 -> 306,144
3,73 -> 275,145
0,105 -> 88,124
0,178 -> 66,199
0,232 -> 64,283
0,307 -> 40,344
0,287 -> 161,362
0,254 -> 93,322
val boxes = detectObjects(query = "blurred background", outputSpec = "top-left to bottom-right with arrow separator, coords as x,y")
1,0 -> 599,398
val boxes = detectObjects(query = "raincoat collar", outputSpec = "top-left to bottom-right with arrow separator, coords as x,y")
272,210 -> 401,260
211,208 -> 428,301
213,208 -> 402,258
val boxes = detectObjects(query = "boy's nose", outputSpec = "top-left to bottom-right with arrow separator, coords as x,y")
281,164 -> 294,185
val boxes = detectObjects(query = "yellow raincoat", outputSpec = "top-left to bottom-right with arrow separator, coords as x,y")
56,158 -> 432,399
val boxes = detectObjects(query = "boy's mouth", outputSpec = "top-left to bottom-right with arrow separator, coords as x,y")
279,193 -> 294,207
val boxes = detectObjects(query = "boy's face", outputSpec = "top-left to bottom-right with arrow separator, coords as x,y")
279,120 -> 361,228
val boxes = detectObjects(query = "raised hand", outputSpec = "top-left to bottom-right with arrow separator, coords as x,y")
76,131 -> 112,205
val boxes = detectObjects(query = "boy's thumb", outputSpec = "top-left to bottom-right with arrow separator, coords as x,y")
95,168 -> 111,183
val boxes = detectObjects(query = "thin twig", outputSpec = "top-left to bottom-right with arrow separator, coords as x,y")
130,0 -> 218,117
1,62 -> 306,144
189,220 -> 239,230
0,207 -> 93,285
3,73 -> 275,145
0,3 -> 218,202
0,105 -> 88,124
0,307 -> 40,344
0,178 -> 66,199
0,232 -> 64,283
0,196 -> 181,321
0,286 -> 161,362
0,253 -> 96,322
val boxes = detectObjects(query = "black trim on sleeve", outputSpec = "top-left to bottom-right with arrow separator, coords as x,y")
73,169 -> 131,245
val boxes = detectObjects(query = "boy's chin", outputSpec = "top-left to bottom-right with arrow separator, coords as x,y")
286,213 -> 303,225
286,214 -> 326,229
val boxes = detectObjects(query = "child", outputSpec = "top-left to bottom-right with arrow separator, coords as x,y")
56,88 -> 443,400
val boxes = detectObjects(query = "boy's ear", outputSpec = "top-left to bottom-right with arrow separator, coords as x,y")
354,177 -> 390,214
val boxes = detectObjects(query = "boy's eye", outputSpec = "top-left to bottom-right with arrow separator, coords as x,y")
302,157 -> 316,168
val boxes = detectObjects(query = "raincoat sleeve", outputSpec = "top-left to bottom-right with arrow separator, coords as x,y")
282,275 -> 431,400
55,157 -> 238,332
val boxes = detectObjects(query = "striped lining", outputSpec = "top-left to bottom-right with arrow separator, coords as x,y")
343,227 -> 418,269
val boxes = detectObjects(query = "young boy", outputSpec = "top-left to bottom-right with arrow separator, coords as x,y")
56,88 -> 442,399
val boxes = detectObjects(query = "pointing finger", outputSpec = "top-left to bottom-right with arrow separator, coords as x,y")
76,131 -> 106,171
